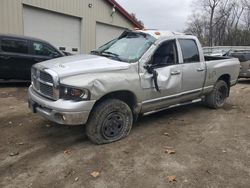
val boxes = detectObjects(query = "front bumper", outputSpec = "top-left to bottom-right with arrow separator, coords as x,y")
28,86 -> 96,125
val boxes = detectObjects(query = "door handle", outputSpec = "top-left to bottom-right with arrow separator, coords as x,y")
171,70 -> 181,75
197,68 -> 205,72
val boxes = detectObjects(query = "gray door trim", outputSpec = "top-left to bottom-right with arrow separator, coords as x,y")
142,88 -> 203,105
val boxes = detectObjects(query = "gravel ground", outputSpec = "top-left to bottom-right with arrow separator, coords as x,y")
0,81 -> 250,188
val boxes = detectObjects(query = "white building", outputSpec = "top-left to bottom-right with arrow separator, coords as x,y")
0,0 -> 143,54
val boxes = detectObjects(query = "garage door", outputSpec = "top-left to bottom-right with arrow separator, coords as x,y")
96,23 -> 126,48
23,6 -> 81,54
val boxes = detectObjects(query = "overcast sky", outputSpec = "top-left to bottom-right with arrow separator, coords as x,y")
116,0 -> 194,32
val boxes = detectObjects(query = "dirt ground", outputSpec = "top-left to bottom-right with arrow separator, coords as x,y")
0,81 -> 250,188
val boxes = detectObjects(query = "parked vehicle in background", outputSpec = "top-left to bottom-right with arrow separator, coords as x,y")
0,34 -> 66,81
203,47 -> 227,56
204,49 -> 224,56
203,46 -> 250,57
28,30 -> 240,144
228,50 -> 250,78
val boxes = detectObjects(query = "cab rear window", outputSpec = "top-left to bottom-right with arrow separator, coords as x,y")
1,38 -> 28,54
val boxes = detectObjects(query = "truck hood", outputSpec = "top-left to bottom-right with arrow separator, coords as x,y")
37,54 -> 130,77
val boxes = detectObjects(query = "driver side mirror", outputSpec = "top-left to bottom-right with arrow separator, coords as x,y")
147,55 -> 154,65
144,64 -> 154,74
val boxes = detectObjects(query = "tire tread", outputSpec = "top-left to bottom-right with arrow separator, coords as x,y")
86,99 -> 133,144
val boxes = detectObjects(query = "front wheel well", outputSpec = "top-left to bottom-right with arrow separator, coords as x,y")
93,91 -> 139,119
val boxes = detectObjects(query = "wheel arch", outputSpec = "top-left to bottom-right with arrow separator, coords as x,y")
217,74 -> 231,96
92,90 -> 140,120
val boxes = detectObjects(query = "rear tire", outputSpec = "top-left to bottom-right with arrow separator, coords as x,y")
204,80 -> 229,109
86,99 -> 133,144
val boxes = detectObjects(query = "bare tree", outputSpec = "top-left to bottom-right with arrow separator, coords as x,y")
186,0 -> 250,46
201,0 -> 221,46
242,0 -> 250,29
185,13 -> 208,44
130,13 -> 144,27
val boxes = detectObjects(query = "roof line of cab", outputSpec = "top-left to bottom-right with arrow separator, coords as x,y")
131,29 -> 195,40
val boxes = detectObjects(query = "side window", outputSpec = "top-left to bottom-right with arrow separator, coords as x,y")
151,40 -> 178,66
179,39 -> 200,63
32,41 -> 59,57
1,38 -> 28,54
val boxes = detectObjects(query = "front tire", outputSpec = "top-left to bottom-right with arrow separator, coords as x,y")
204,80 -> 229,109
86,99 -> 133,144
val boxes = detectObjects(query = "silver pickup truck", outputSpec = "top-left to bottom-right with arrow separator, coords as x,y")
28,30 -> 240,144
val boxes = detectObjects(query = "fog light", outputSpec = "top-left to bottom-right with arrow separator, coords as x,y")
54,113 -> 65,122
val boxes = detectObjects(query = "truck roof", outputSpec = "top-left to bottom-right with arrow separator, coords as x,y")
135,29 -> 186,39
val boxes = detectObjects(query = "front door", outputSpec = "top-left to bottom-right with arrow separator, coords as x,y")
140,40 -> 182,113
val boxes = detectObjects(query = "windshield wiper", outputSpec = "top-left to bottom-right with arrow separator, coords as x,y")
90,50 -> 101,55
101,51 -> 122,61
101,51 -> 119,56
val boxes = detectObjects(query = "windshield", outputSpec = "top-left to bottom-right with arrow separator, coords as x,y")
91,32 -> 156,63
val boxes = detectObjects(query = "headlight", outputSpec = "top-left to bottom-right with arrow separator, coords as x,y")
60,85 -> 90,101
31,67 -> 37,78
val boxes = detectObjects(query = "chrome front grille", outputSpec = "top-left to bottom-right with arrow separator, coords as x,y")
31,67 -> 59,100
39,82 -> 54,97
40,71 -> 53,83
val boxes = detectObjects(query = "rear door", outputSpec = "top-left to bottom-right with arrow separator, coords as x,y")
178,39 -> 206,101
0,37 -> 32,80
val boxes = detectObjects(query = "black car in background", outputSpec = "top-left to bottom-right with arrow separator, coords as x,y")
0,34 -> 65,81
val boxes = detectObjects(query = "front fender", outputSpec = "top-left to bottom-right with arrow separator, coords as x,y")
59,70 -> 141,101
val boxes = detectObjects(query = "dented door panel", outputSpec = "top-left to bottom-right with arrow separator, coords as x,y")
140,64 -> 182,113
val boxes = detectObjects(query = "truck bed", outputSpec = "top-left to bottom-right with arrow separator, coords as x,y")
203,57 -> 240,91
204,55 -> 233,61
